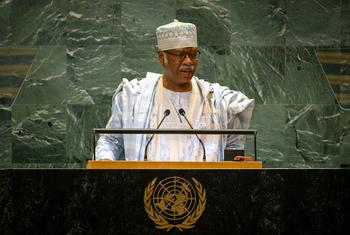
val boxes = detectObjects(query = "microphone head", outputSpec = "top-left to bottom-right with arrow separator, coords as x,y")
164,109 -> 170,116
178,108 -> 186,116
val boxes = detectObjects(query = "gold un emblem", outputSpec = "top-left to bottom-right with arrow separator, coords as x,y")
144,176 -> 206,231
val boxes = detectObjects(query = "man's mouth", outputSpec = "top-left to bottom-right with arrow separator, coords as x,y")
179,69 -> 193,73
179,70 -> 193,77
178,66 -> 194,77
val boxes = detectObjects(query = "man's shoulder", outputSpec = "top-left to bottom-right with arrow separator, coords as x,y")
139,72 -> 161,86
195,77 -> 252,102
117,72 -> 161,94
195,77 -> 226,93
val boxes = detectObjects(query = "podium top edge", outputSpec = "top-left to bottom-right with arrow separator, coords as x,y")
93,128 -> 257,135
87,160 -> 263,169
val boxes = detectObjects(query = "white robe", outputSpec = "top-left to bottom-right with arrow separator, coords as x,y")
96,72 -> 254,161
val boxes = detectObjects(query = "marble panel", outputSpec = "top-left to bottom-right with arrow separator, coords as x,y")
176,0 -> 231,49
285,0 -> 342,46
196,46 -> 285,104
314,48 -> 350,110
0,47 -> 38,107
0,0 -> 12,46
66,45 -> 121,104
14,46 -> 69,104
14,46 -> 92,105
194,46 -> 223,83
9,0 -> 66,45
64,87 -> 94,106
247,104 -> 308,168
231,0 -> 286,46
10,162 -> 85,169
341,0 -> 350,46
66,0 -> 121,46
284,47 -> 336,104
66,104 -> 111,164
0,108 -> 11,168
1,0 -> 349,169
12,104 -> 67,163
121,0 -> 175,47
338,116 -> 350,166
285,104 -> 350,168
247,104 -> 350,168
121,45 -> 162,80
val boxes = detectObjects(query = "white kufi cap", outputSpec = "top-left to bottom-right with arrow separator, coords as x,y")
156,19 -> 197,51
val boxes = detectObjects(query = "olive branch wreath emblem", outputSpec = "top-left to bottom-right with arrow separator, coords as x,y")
144,177 -> 206,231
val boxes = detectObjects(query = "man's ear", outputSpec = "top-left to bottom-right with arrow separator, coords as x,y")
157,50 -> 165,66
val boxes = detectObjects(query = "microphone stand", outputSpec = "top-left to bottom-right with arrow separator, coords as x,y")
143,109 -> 170,161
178,108 -> 207,162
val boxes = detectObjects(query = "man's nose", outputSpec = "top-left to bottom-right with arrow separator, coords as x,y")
182,54 -> 194,64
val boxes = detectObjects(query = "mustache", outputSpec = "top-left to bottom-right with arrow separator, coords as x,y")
178,65 -> 195,72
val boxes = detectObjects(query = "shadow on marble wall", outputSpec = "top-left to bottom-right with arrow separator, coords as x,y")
0,0 -> 350,168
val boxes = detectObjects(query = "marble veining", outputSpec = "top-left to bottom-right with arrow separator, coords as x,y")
0,0 -> 349,168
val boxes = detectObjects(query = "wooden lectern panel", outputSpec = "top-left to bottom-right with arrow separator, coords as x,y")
87,160 -> 263,169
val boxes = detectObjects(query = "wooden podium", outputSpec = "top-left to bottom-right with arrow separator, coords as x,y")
87,160 -> 263,169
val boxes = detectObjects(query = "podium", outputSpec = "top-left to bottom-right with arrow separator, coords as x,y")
90,128 -> 262,168
2,168 -> 348,234
87,160 -> 263,169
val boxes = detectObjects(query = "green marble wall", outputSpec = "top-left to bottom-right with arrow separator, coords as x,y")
0,0 -> 349,168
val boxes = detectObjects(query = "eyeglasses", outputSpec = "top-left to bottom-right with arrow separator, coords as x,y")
164,50 -> 200,60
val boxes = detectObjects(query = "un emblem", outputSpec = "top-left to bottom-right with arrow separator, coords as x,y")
144,176 -> 206,231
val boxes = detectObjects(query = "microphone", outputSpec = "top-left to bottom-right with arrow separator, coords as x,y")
144,109 -> 171,161
178,108 -> 206,161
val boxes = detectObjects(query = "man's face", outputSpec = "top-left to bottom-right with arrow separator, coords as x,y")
158,47 -> 199,90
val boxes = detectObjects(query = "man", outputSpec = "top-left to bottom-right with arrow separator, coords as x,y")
96,19 -> 254,161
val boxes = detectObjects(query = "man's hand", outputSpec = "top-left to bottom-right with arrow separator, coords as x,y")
233,156 -> 254,161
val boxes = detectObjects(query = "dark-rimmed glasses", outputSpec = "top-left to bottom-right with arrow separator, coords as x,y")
164,50 -> 200,60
